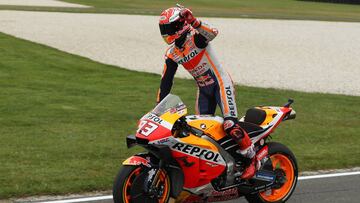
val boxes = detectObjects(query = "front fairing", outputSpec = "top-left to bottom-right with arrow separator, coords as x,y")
133,95 -> 227,190
135,94 -> 187,142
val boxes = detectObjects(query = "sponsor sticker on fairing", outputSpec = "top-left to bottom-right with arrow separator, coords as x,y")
208,188 -> 239,201
140,113 -> 173,130
171,142 -> 225,165
146,113 -> 163,124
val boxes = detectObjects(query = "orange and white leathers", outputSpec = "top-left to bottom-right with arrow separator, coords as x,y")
157,21 -> 238,119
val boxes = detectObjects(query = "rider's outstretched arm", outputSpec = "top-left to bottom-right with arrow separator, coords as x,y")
194,21 -> 218,44
180,8 -> 218,47
157,57 -> 178,103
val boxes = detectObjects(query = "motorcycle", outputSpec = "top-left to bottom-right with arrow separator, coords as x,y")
113,94 -> 298,203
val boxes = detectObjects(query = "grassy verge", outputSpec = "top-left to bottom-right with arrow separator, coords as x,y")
0,32 -> 359,198
1,0 -> 360,22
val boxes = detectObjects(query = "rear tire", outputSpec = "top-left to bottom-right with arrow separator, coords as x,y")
113,166 -> 171,203
245,142 -> 298,203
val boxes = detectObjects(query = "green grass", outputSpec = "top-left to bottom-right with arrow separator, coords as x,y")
0,32 -> 359,199
1,0 -> 360,22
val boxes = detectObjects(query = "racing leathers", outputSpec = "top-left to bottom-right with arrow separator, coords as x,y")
157,18 -> 256,179
157,22 -> 237,117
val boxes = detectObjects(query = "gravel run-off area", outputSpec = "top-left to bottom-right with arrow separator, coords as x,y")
0,11 -> 359,96
0,0 -> 90,8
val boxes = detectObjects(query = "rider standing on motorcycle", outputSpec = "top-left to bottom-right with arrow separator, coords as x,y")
156,5 -> 257,179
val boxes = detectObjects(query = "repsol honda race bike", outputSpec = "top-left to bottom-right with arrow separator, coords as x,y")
113,94 -> 298,203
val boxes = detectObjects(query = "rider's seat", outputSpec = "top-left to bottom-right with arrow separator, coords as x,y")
244,107 -> 278,126
244,107 -> 267,125
238,107 -> 274,138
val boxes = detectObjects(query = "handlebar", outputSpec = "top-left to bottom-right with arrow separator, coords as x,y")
173,117 -> 203,138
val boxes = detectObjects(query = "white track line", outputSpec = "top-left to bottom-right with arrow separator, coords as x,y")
40,195 -> 112,203
40,171 -> 360,203
298,171 -> 360,180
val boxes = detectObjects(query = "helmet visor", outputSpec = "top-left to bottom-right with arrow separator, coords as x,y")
159,20 -> 185,36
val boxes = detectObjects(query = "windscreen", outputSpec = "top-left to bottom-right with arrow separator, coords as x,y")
152,94 -> 186,116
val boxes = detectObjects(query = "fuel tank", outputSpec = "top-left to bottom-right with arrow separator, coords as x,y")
186,115 -> 227,141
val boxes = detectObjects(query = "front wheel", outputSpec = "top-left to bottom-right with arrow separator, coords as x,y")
245,142 -> 298,203
113,165 -> 171,203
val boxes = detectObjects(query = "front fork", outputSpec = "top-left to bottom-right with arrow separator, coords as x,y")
144,160 -> 165,197
122,155 -> 167,197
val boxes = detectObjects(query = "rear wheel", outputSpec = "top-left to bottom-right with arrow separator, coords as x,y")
245,142 -> 298,203
113,166 -> 171,203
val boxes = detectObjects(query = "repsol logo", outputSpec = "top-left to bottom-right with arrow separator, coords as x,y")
225,86 -> 236,117
172,143 -> 221,163
178,50 -> 198,64
146,113 -> 163,124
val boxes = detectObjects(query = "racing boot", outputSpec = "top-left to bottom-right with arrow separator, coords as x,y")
233,129 -> 257,179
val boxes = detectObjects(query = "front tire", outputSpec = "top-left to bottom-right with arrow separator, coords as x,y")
113,166 -> 171,203
245,142 -> 298,203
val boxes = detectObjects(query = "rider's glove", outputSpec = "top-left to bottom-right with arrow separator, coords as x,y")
179,8 -> 201,28
224,118 -> 244,139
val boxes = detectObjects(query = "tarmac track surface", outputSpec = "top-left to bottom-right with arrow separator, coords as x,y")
34,173 -> 360,203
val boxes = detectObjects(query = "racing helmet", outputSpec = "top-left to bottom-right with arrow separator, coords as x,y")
159,7 -> 190,44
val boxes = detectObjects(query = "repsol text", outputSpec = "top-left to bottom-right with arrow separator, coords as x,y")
146,113 -> 163,124
172,143 -> 221,163
225,86 -> 236,117
178,50 -> 198,64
